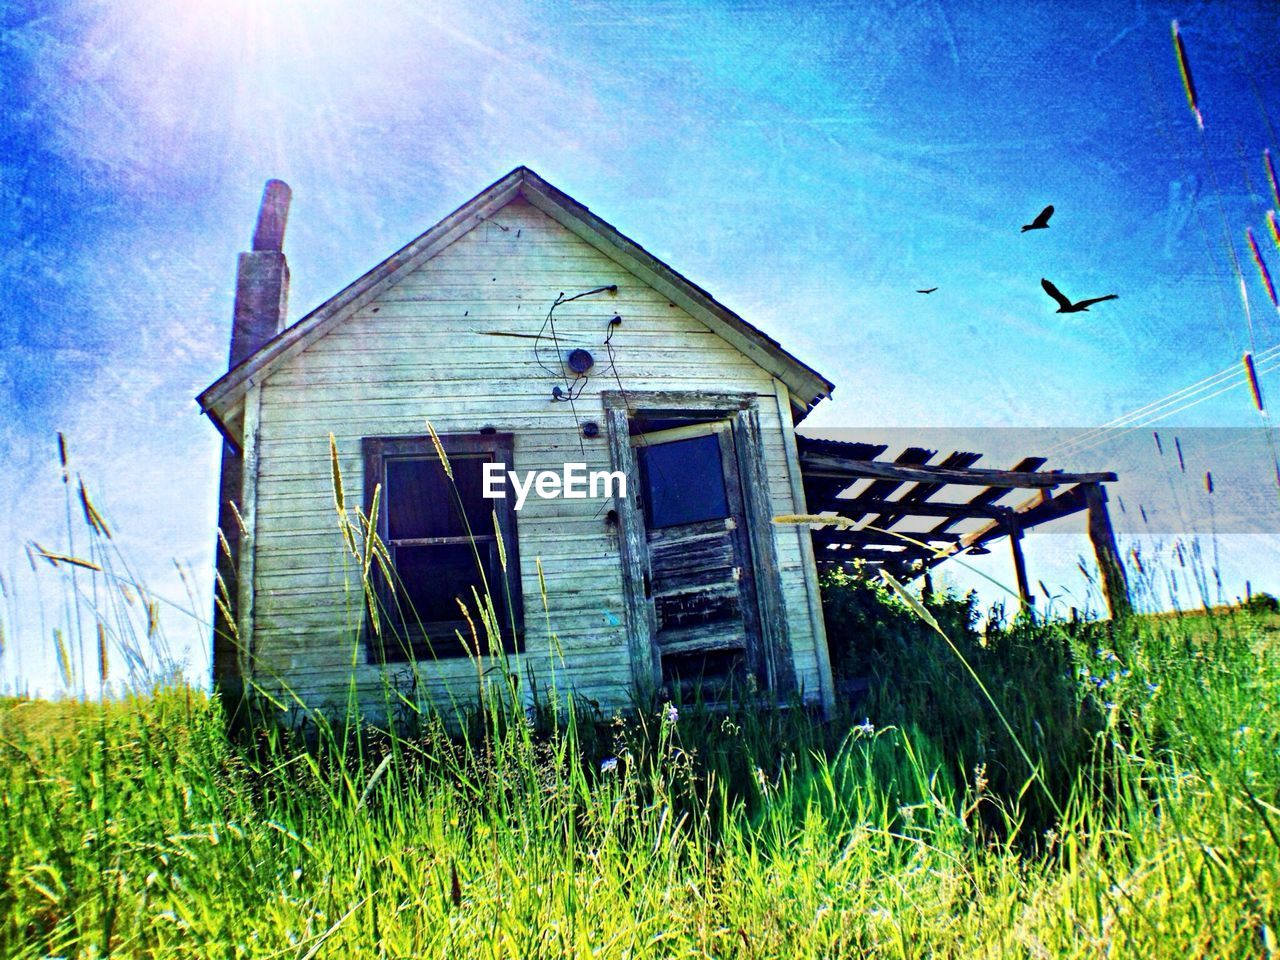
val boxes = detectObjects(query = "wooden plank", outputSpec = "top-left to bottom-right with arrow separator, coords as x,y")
656,625 -> 747,656
389,535 -> 497,547
795,438 -> 890,460
929,457 -> 1046,535
601,389 -> 756,413
734,404 -> 796,696
859,451 -> 983,530
212,409 -> 244,695
809,495 -> 1015,521
713,419 -> 765,683
605,405 -> 660,694
268,355 -> 766,385
1084,483 -> 1133,620
773,380 -> 832,712
812,542 -> 936,561
799,451 -> 1117,488
1008,523 -> 1033,610
957,482 -> 1091,551
815,447 -> 936,522
629,420 -> 730,446
810,528 -> 962,548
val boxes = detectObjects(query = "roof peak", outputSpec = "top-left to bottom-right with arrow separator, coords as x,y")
198,169 -> 833,436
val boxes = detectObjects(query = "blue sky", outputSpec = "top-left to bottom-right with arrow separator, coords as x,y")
4,1 -> 1280,694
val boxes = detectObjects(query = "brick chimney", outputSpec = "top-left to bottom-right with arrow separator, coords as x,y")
229,179 -> 292,367
214,180 -> 291,703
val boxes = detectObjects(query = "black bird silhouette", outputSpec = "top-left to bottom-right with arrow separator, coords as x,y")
1021,205 -> 1054,232
1040,278 -> 1118,313
916,287 -> 938,294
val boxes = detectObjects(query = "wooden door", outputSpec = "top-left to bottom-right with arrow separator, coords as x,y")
632,421 -> 762,690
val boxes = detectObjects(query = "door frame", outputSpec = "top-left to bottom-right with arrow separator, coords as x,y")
602,391 -> 796,699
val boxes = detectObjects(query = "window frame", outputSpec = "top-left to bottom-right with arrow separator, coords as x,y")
361,432 -> 523,663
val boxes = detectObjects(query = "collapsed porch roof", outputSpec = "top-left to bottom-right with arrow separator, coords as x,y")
795,435 -> 1131,617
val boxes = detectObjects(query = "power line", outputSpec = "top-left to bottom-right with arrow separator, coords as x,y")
1044,344 -> 1280,457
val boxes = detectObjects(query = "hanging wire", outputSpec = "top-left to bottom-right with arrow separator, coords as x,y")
533,285 -> 616,387
594,313 -> 700,522
602,313 -> 630,412
531,285 -> 617,457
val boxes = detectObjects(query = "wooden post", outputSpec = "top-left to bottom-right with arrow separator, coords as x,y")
1084,483 -> 1133,620
1007,520 -> 1034,615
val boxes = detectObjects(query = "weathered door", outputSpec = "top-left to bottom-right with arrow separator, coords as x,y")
632,421 -> 762,689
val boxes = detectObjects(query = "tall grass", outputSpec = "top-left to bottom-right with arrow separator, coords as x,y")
3,457 -> 1277,957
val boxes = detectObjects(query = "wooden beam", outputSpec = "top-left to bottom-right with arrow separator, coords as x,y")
796,438 -> 890,461
958,482 -> 1092,551
811,528 -> 963,548
812,495 -> 1016,522
235,382 -> 263,687
1008,522 -> 1034,612
861,451 -> 983,531
813,537 -> 939,554
1019,485 -> 1092,527
929,456 -> 1046,535
828,447 -> 937,509
1084,483 -> 1133,620
799,452 -> 1116,488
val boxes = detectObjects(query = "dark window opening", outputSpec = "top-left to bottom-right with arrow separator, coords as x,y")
638,433 -> 730,528
363,433 -> 522,662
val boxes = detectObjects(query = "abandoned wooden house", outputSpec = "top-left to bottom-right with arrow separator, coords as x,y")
200,168 -> 1129,719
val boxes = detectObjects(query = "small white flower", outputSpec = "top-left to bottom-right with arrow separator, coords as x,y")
854,718 -> 875,737
600,756 -> 619,774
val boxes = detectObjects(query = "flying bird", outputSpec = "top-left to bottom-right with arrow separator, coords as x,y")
1040,278 -> 1118,313
1021,205 -> 1054,232
916,287 -> 938,294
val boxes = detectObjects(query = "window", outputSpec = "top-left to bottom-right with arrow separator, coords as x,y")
362,433 -> 523,662
637,432 -> 730,528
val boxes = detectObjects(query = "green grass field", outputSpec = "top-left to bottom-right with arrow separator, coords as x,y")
2,581 -> 1277,958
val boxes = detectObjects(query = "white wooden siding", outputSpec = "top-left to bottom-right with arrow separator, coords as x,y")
249,197 -> 823,716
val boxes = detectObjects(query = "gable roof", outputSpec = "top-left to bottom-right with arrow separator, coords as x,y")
198,166 -> 834,437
